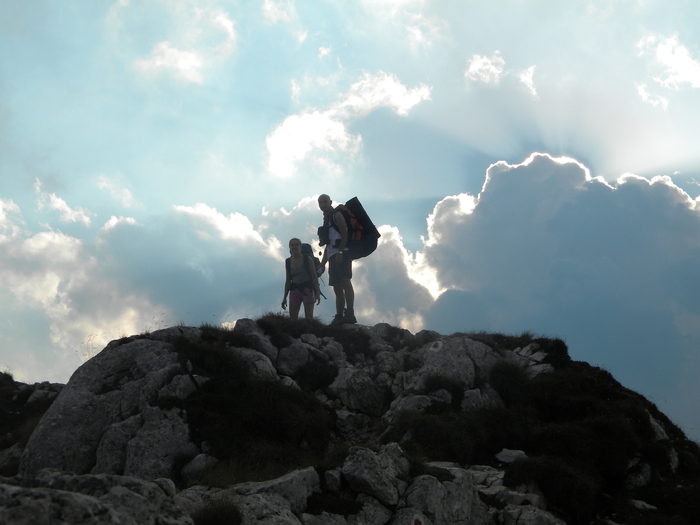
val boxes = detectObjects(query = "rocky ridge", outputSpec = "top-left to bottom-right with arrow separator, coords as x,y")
1,317 -> 698,525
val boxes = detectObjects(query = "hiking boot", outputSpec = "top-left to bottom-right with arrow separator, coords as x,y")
341,308 -> 357,324
331,314 -> 344,326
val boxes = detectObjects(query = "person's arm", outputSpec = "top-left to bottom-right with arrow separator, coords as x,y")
307,256 -> 321,305
281,261 -> 291,310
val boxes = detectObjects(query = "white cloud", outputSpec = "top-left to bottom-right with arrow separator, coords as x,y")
318,46 -> 332,59
636,83 -> 669,109
639,34 -> 700,89
173,203 -> 282,259
519,66 -> 538,97
34,179 -> 92,227
136,41 -> 203,83
133,8 -> 236,83
403,12 -> 447,51
267,71 -> 431,178
99,216 -> 138,235
263,0 -> 296,23
465,51 -> 506,85
97,175 -> 135,207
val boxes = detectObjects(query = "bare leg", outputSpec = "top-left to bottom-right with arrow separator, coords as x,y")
342,277 -> 354,310
334,285 -> 345,316
303,302 -> 315,320
289,302 -> 301,321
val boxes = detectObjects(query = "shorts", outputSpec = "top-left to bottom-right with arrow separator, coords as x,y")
290,287 -> 316,305
329,252 -> 352,287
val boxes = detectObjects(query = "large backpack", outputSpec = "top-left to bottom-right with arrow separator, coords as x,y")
301,242 -> 324,278
321,197 -> 380,260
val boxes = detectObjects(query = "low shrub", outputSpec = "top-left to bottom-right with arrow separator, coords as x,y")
305,492 -> 363,516
488,361 -> 530,408
423,375 -> 465,409
505,455 -> 599,525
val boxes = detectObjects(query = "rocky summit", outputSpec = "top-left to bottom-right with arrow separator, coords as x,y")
1,314 -> 699,525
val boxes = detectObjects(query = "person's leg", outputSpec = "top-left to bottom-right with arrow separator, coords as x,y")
334,284 -> 345,316
289,301 -> 301,320
302,290 -> 315,320
343,277 -> 354,310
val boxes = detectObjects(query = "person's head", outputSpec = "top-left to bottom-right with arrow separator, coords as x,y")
289,238 -> 302,255
318,194 -> 333,213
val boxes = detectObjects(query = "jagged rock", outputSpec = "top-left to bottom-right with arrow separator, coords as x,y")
324,468 -> 343,493
409,338 -> 476,393
347,494 -> 392,525
123,406 -> 199,480
231,346 -> 279,380
0,469 -> 193,525
496,448 -> 528,464
625,461 -> 652,489
92,414 -> 144,475
328,366 -> 386,416
158,374 -> 207,401
461,385 -> 503,412
233,318 -> 279,362
499,504 -> 566,525
0,444 -> 22,475
382,394 -> 434,425
181,454 -> 219,485
525,363 -> 555,379
20,337 -> 184,478
300,333 -> 320,347
336,409 -> 373,433
231,466 -> 320,515
301,512 -> 347,524
341,444 -> 409,507
400,470 -> 489,525
276,339 -> 311,376
235,492 -> 302,525
321,338 -> 347,361
389,508 -> 433,525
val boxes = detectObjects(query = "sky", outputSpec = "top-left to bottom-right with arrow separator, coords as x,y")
2,0 -> 700,441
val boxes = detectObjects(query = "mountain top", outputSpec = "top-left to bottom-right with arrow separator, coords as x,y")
1,314 -> 699,525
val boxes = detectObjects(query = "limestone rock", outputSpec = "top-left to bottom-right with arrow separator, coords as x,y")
231,346 -> 279,381
233,318 -> 279,362
389,508 -> 433,525
0,469 -> 193,525
276,339 -> 311,376
341,444 -> 409,507
500,504 -> 566,525
328,366 -> 386,416
409,338 -> 475,393
181,454 -> 219,485
347,494 -> 392,525
231,466 -> 320,515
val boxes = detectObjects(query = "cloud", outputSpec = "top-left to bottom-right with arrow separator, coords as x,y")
262,0 -> 296,23
34,179 -> 92,227
636,83 -> 668,109
266,71 -> 431,178
136,41 -> 204,83
639,34 -> 700,90
97,175 -> 136,207
403,13 -> 447,51
519,66 -> 537,97
465,51 -> 506,85
133,7 -> 236,83
414,153 -> 700,435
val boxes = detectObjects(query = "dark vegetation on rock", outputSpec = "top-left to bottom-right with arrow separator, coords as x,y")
1,313 -> 698,525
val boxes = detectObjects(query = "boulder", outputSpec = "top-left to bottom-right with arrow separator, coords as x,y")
500,504 -> 566,525
233,318 -> 279,362
409,338 -> 475,393
347,494 -> 392,525
231,466 -> 320,515
276,339 -> 311,376
341,444 -> 409,507
327,366 -> 386,416
0,469 -> 193,525
389,508 -> 433,525
231,347 -> 279,381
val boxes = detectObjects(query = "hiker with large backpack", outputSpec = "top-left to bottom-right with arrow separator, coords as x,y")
317,194 -> 380,325
281,238 -> 321,320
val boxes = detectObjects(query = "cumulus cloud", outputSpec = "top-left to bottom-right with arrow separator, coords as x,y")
413,153 -> 700,435
266,71 -> 431,178
639,33 -> 700,89
35,179 -> 92,226
636,83 -> 669,109
465,51 -> 506,84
